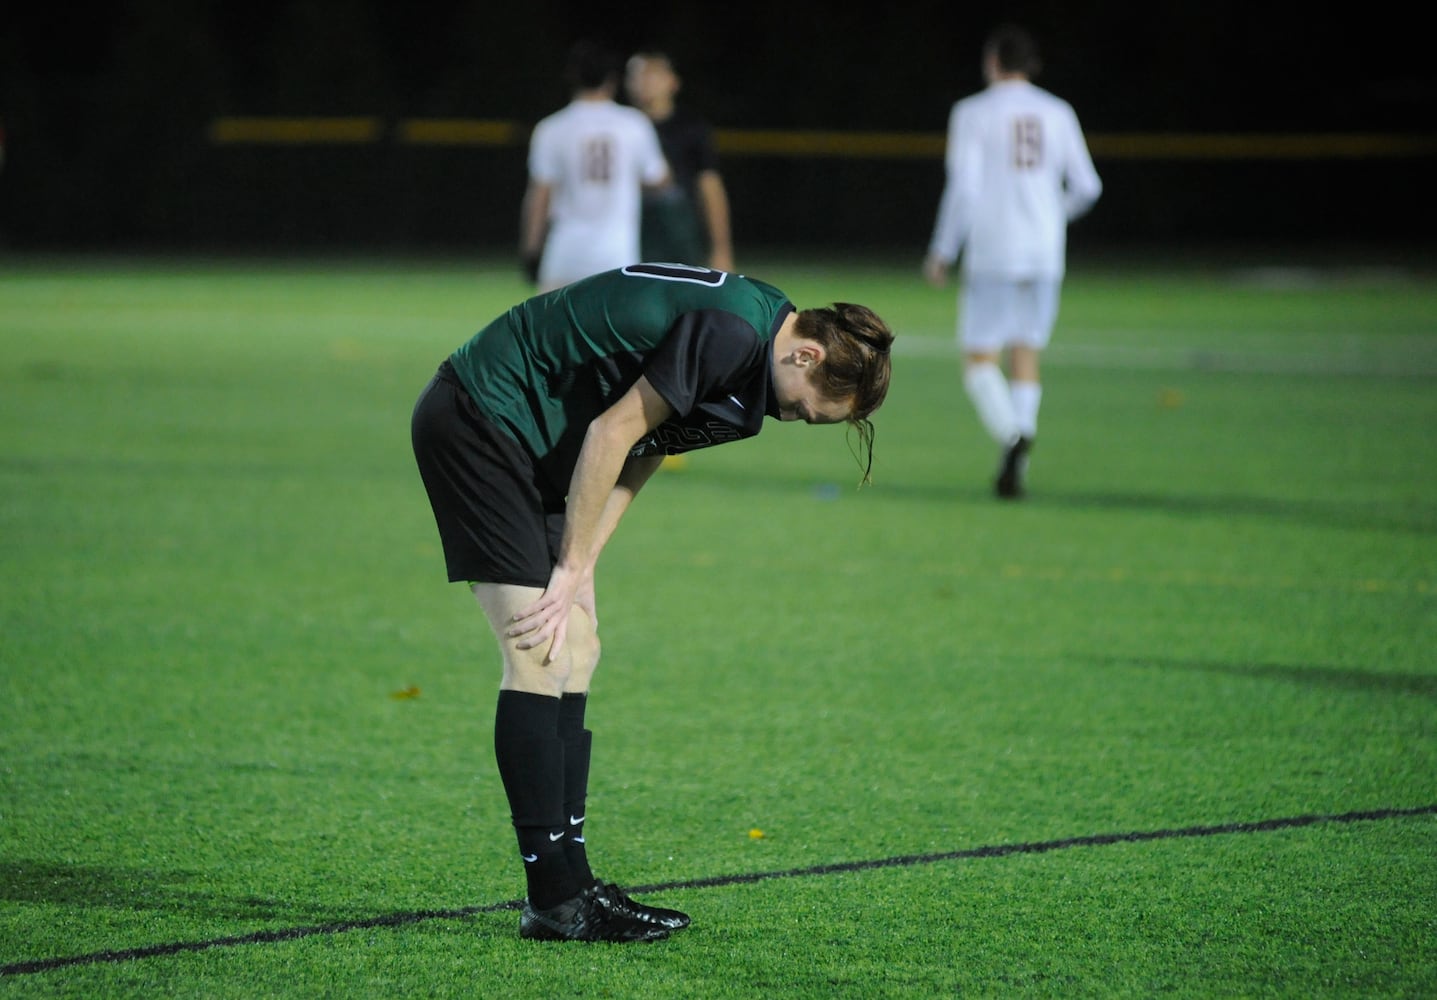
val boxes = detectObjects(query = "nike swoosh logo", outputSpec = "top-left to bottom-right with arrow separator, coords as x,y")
727,394 -> 746,411
549,831 -> 565,841
522,853 -> 538,863
569,815 -> 585,826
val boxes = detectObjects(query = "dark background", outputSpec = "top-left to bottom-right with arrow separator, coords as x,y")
1,1 -> 1433,253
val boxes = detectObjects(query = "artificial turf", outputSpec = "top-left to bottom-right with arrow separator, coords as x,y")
1,249 -> 1434,998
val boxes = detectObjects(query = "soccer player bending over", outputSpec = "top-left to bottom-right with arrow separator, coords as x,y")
412,263 -> 893,941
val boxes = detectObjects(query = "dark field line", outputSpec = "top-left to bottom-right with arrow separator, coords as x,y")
4,802 -> 1433,977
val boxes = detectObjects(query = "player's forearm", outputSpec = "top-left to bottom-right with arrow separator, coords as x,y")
519,183 -> 551,256
560,376 -> 671,572
928,182 -> 972,261
698,173 -> 733,262
588,455 -> 662,558
558,424 -> 634,574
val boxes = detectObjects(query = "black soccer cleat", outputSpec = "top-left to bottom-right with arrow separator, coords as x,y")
592,881 -> 692,931
995,436 -> 1033,499
519,885 -> 670,942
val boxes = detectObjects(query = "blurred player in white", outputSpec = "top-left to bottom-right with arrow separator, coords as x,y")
924,23 -> 1102,499
521,41 -> 671,293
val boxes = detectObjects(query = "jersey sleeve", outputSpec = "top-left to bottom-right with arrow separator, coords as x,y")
527,119 -> 560,184
928,101 -> 981,261
693,118 -> 721,174
642,309 -> 763,416
1058,104 -> 1103,221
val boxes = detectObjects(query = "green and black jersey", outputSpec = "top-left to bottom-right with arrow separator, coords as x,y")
448,264 -> 793,500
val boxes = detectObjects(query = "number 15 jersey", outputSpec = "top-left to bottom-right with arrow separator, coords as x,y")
928,79 -> 1102,280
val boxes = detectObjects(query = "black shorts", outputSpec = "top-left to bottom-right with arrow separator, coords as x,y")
411,362 -> 564,586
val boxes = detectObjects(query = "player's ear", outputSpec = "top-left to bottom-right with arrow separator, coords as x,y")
793,343 -> 825,369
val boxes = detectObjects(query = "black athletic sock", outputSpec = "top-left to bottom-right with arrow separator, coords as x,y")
558,692 -> 596,888
493,690 -> 579,910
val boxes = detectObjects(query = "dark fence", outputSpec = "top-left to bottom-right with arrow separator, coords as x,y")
2,118 -> 1435,253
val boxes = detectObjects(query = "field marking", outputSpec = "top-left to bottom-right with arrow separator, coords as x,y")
3,802 -> 1433,977
989,564 -> 1432,596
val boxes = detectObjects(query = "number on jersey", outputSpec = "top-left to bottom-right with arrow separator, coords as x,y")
621,263 -> 728,286
1012,116 -> 1042,169
582,137 -> 613,183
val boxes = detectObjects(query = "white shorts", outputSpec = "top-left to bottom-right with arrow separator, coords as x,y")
958,277 -> 1062,353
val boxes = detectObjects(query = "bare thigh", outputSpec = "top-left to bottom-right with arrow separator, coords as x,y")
470,583 -> 599,695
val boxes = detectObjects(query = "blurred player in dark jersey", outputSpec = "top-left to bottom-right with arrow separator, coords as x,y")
625,52 -> 734,273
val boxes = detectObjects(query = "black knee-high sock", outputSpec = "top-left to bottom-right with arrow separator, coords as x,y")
493,690 -> 579,909
558,692 -> 596,888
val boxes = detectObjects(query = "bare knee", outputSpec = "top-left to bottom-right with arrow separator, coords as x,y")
502,610 -> 596,696
1010,346 -> 1040,382
502,641 -> 573,696
470,582 -> 578,695
564,607 -> 600,693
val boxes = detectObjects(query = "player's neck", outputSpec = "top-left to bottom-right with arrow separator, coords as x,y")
644,97 -> 676,121
771,312 -> 800,354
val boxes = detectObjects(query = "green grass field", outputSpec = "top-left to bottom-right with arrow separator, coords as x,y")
2,249 -> 1434,998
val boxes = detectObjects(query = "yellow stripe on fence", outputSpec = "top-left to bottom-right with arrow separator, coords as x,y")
1088,132 -> 1437,160
206,117 -> 1437,160
396,119 -> 521,146
714,129 -> 944,158
209,117 -> 383,145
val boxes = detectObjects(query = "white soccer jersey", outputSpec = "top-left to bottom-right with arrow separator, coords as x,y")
529,99 -> 669,288
928,80 -> 1102,279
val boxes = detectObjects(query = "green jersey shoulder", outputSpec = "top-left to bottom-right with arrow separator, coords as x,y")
448,265 -> 792,496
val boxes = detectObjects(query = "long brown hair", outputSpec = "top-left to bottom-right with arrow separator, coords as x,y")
794,303 -> 894,485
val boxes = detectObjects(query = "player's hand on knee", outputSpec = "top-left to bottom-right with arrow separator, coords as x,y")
508,597 -> 568,662
508,566 -> 582,663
